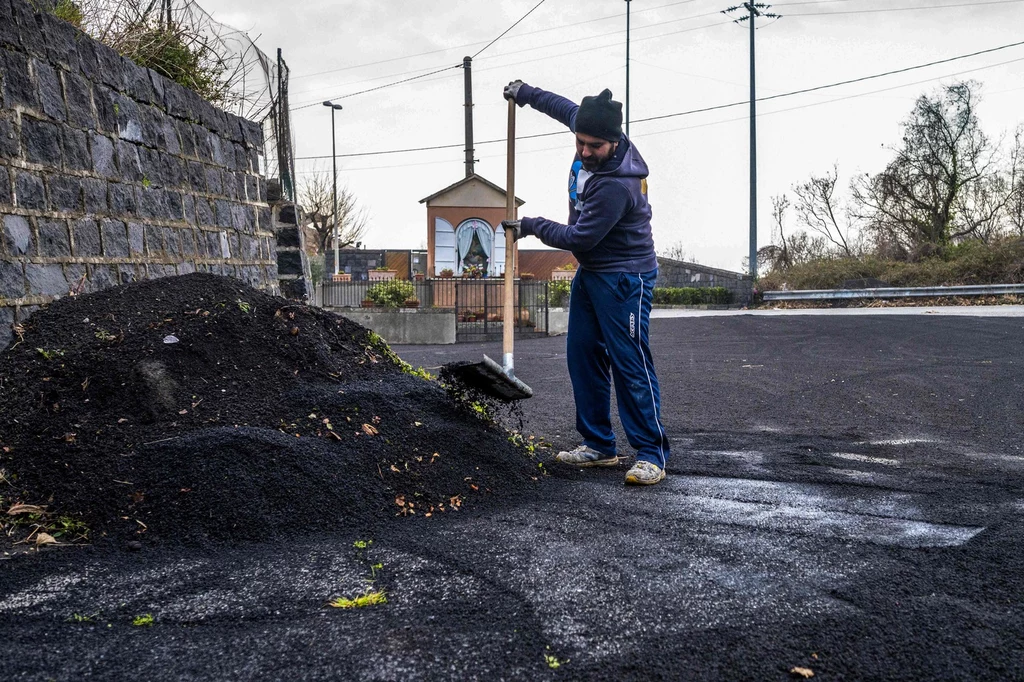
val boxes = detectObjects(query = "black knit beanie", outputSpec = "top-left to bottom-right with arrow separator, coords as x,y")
575,89 -> 623,142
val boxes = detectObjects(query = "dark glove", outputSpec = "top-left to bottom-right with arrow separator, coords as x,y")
501,219 -> 522,241
503,80 -> 526,106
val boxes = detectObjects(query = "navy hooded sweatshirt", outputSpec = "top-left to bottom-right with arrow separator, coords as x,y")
515,84 -> 658,274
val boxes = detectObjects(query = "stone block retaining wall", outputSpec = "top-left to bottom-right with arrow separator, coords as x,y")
0,0 -> 277,348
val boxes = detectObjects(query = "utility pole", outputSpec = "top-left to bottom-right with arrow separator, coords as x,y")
723,3 -> 780,280
625,0 -> 631,137
322,101 -> 343,276
463,56 -> 475,177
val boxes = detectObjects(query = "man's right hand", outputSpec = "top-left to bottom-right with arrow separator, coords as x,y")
503,80 -> 526,106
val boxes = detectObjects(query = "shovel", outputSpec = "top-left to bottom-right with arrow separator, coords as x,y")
445,99 -> 533,401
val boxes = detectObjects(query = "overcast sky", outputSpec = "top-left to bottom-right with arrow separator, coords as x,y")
199,0 -> 1024,272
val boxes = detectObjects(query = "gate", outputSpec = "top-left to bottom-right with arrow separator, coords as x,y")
454,279 -> 550,343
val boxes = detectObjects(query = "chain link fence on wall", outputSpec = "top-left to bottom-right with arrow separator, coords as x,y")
67,0 -> 294,201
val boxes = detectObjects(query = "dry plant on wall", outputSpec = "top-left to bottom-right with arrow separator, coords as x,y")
47,0 -> 254,108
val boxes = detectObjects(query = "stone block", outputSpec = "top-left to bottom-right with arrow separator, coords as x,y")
15,170 -> 45,209
187,161 -> 206,192
113,92 -> 143,142
41,12 -> 81,72
62,126 -> 91,171
277,250 -> 303,276
37,218 -> 71,256
100,218 -> 129,257
165,190 -> 183,221
208,134 -> 225,166
46,173 -> 81,212
221,170 -> 236,200
146,68 -> 165,107
71,218 -> 101,256
204,166 -> 222,196
144,224 -> 164,255
215,199 -> 233,228
176,120 -> 196,158
139,104 -> 164,147
86,263 -> 116,292
162,118 -> 181,155
163,78 -> 195,120
205,230 -> 220,257
11,0 -> 45,58
164,227 -> 181,257
82,178 -> 107,214
25,263 -> 68,297
123,58 -> 155,104
231,203 -> 250,232
239,119 -> 263,148
21,116 -> 62,166
0,260 -> 26,298
93,42 -> 125,91
278,204 -> 297,226
75,32 -> 100,83
108,182 -> 136,217
0,167 -> 10,207
0,0 -> 21,51
164,154 -> 187,189
275,225 -> 299,249
239,234 -> 257,260
245,175 -> 257,202
228,231 -> 239,258
63,71 -> 95,130
93,85 -> 117,134
234,173 -> 247,201
0,115 -> 18,158
33,60 -> 66,122
127,222 -> 144,256
115,140 -> 143,182
90,133 -> 117,178
177,260 -> 195,275
192,124 -> 212,160
2,51 -> 38,110
138,187 -> 168,220
255,206 -> 270,232
0,307 -> 13,349
258,177 -> 268,203
3,214 -> 33,256
196,198 -> 214,226
266,179 -> 282,202
179,228 -> 197,256
117,263 -> 140,284
182,194 -> 196,225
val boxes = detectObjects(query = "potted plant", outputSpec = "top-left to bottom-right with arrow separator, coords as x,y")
332,273 -> 352,282
403,297 -> 420,308
413,273 -> 425,281
461,264 -> 484,279
550,263 -> 577,281
368,265 -> 397,281
438,268 -> 454,278
520,272 -> 535,280
361,299 -> 375,308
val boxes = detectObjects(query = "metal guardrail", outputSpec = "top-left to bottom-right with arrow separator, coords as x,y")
763,283 -> 1024,301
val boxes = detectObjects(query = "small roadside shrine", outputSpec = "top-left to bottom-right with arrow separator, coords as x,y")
419,174 -> 525,278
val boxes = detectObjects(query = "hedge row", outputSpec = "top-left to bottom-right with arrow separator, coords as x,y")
652,286 -> 732,305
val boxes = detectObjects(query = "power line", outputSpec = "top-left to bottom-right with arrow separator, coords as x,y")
292,39 -> 1024,159
291,64 -> 463,111
786,0 -> 1024,16
473,0 -> 548,59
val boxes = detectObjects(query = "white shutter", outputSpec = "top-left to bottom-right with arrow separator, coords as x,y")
492,224 -> 506,276
433,217 -> 456,275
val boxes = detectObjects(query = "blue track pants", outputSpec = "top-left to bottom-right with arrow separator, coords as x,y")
566,268 -> 670,468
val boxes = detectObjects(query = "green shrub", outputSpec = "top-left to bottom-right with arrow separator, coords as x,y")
652,286 -> 731,305
367,280 -> 415,308
121,27 -> 226,103
309,254 -> 325,288
548,280 -> 571,307
52,0 -> 84,27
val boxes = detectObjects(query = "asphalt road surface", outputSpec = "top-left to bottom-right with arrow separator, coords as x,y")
3,310 -> 1023,680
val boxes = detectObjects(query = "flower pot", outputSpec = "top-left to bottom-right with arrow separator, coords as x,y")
361,300 -> 375,308
368,270 -> 397,281
332,273 -> 351,282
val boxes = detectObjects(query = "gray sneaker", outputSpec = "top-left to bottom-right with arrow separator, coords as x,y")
555,445 -> 619,467
625,460 -> 666,486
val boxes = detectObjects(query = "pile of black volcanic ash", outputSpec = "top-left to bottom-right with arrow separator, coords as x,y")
0,273 -> 539,547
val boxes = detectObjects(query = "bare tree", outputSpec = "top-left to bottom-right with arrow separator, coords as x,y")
793,165 -> 859,257
1008,125 -> 1024,237
852,81 -> 1002,252
299,170 -> 369,254
758,194 -> 792,274
657,241 -> 700,264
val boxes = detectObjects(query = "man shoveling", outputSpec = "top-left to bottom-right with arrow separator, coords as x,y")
501,81 -> 670,486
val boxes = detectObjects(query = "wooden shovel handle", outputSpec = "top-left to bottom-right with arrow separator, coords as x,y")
504,99 -> 516,362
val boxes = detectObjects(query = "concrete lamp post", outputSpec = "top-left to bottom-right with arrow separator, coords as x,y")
322,101 -> 343,278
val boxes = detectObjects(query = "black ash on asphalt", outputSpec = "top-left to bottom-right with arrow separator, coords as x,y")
0,274 -> 539,547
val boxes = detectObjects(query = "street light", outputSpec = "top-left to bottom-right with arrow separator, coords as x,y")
625,0 -> 631,137
323,101 -> 343,277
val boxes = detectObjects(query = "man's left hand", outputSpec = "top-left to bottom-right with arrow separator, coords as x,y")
501,220 -> 522,241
